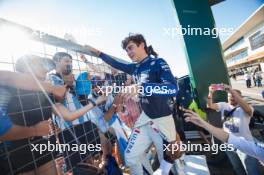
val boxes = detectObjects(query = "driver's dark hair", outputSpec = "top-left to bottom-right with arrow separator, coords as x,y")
121,33 -> 158,57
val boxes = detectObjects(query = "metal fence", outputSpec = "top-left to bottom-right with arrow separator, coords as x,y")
0,18 -> 128,175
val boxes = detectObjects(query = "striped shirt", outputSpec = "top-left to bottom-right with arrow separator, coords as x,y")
54,89 -> 90,130
48,73 -> 110,132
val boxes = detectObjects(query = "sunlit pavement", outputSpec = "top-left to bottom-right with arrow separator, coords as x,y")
231,79 -> 263,102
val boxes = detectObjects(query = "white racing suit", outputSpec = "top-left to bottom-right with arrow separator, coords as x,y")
125,111 -> 176,175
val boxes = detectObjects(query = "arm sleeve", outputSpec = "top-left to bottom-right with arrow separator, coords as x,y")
228,134 -> 264,163
99,53 -> 135,75
46,74 -> 64,103
47,74 -> 64,86
157,58 -> 177,85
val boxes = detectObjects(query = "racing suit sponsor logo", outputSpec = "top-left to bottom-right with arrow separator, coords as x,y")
126,128 -> 140,153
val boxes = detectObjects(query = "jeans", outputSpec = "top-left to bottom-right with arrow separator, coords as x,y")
237,149 -> 260,175
246,79 -> 251,88
256,79 -> 262,87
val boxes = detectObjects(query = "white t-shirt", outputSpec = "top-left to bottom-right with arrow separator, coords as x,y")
216,102 -> 254,141
244,74 -> 251,80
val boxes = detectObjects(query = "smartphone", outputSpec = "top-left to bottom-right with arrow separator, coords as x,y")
211,84 -> 225,91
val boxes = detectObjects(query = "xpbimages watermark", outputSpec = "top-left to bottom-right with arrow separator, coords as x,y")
163,25 -> 234,38
164,141 -> 235,155
31,141 -> 101,154
98,83 -> 178,97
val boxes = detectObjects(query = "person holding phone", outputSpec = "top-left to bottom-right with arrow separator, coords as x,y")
207,84 -> 260,175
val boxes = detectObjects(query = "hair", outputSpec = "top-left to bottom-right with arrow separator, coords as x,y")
233,89 -> 242,95
15,55 -> 55,73
121,33 -> 158,57
91,76 -> 104,89
53,52 -> 72,62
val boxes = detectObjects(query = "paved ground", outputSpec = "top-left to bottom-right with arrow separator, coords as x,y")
231,79 -> 263,101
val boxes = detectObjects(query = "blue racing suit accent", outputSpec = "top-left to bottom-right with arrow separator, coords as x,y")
99,53 -> 177,119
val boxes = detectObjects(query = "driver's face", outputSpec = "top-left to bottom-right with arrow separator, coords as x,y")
125,41 -> 144,62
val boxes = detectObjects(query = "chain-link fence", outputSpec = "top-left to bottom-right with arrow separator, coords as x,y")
0,18 -> 130,175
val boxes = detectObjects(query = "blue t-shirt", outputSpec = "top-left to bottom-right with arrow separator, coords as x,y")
76,72 -> 91,95
0,86 -> 13,136
0,86 -> 12,111
0,108 -> 12,136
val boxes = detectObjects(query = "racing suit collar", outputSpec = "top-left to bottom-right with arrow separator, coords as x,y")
136,55 -> 151,66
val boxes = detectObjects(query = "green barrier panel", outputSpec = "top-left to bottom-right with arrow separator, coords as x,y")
172,0 -> 230,108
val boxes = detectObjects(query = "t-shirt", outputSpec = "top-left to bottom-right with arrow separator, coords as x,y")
48,73 -> 87,127
54,89 -> 90,130
0,86 -> 12,111
0,85 -> 13,136
76,72 -> 91,95
244,74 -> 251,80
255,72 -> 262,79
47,72 -> 64,86
216,102 -> 253,141
48,73 -> 109,132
